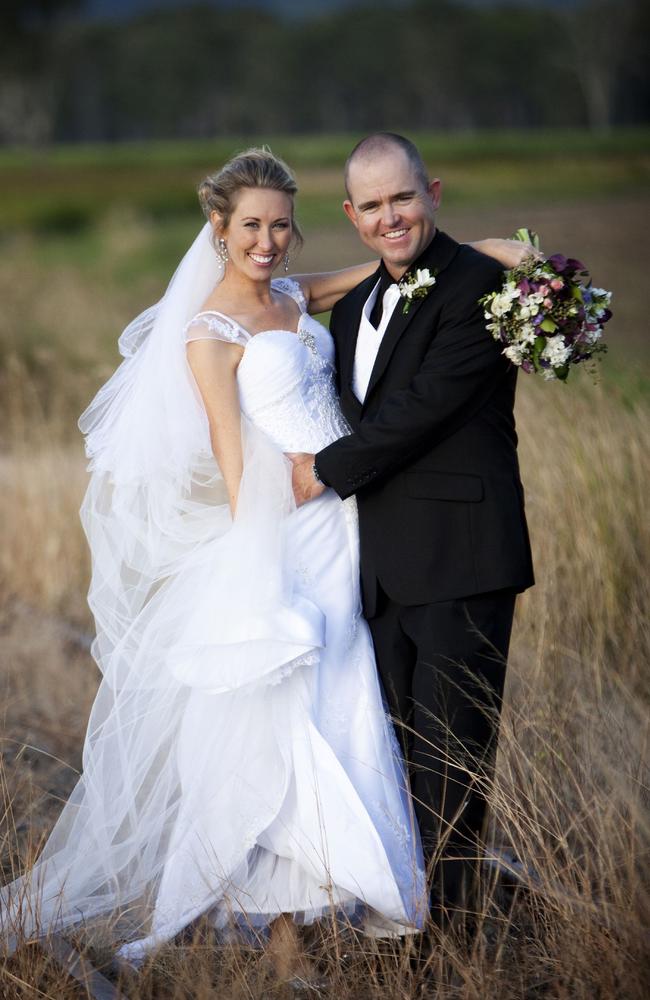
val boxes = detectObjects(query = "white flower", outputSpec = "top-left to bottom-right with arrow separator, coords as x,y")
488,295 -> 507,318
398,267 -> 437,313
490,291 -> 516,317
415,268 -> 436,288
541,334 -> 571,368
484,281 -> 519,319
519,323 -> 537,345
591,287 -> 611,303
504,343 -> 526,365
400,268 -> 436,300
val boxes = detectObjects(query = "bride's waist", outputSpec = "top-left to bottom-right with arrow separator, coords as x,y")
241,398 -> 351,453
248,421 -> 344,453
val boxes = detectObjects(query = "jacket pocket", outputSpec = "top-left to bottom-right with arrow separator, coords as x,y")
405,470 -> 484,502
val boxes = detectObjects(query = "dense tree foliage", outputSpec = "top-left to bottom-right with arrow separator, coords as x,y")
1,0 -> 647,144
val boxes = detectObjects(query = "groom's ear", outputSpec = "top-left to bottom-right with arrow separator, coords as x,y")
342,199 -> 359,229
428,179 -> 442,210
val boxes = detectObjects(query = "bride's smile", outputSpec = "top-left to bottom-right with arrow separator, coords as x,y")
215,187 -> 294,282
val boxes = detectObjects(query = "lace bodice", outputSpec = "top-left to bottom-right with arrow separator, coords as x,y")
185,278 -> 351,452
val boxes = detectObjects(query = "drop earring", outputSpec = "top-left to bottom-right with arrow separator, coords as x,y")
216,238 -> 229,264
283,252 -> 290,273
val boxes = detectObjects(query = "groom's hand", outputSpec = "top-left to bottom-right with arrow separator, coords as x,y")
287,453 -> 326,506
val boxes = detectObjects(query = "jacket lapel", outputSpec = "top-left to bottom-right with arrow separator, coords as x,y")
363,230 -> 461,407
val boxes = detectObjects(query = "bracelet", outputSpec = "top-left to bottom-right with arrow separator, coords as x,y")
312,462 -> 324,485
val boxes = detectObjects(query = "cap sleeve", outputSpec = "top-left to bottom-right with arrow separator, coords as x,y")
272,277 -> 308,314
184,312 -> 249,348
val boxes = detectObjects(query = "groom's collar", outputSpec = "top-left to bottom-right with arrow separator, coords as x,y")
382,228 -> 460,285
347,229 -> 460,320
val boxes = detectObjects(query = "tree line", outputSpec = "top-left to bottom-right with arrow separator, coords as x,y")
1,0 -> 648,145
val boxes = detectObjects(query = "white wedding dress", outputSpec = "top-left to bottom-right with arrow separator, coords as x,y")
1,273 -> 425,962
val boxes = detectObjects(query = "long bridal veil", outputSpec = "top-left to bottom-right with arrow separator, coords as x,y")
1,223 -> 322,952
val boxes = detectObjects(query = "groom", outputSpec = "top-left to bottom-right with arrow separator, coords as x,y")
290,133 -> 534,926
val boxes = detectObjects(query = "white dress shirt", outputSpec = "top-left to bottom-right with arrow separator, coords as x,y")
352,280 -> 401,403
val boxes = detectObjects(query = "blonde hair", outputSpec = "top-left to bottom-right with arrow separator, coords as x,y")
198,146 -> 303,248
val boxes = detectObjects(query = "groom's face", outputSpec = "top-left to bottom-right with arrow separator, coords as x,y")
343,148 -> 441,279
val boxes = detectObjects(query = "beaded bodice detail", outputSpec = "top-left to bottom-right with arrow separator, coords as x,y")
185,278 -> 351,452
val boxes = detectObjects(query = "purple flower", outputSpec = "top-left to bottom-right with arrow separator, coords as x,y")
547,254 -> 568,273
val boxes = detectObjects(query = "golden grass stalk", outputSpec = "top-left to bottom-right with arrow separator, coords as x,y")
1,367 -> 648,997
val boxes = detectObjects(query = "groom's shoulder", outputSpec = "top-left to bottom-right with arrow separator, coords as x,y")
444,238 -> 505,297
433,233 -> 504,308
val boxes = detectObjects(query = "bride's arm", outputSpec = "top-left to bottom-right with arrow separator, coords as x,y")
186,339 -> 243,515
292,237 -> 537,315
468,237 -> 539,269
291,261 -> 379,316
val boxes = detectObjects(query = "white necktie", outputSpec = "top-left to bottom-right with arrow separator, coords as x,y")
378,283 -> 401,332
352,282 -> 403,403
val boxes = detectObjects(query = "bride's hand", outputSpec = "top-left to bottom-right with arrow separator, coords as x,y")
476,237 -> 543,269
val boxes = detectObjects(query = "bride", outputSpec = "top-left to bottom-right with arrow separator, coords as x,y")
1,147 -> 530,977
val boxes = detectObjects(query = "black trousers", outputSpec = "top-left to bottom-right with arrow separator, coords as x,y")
367,583 -> 517,920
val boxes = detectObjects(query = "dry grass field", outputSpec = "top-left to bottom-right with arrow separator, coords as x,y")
0,147 -> 649,996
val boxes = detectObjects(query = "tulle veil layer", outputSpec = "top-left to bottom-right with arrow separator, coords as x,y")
0,223 -> 324,950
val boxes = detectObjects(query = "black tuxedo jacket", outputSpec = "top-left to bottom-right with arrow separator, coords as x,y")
315,230 -> 535,615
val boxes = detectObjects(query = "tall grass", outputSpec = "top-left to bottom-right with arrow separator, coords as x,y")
1,360 -> 648,996
1,186 -> 649,995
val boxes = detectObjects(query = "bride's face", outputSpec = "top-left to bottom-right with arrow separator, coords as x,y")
219,187 -> 294,281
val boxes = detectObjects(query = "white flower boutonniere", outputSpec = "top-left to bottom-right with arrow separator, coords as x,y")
398,268 -> 437,314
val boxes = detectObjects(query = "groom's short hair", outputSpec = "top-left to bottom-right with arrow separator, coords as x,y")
344,133 -> 430,198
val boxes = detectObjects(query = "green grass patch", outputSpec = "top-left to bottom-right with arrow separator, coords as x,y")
1,129 -> 648,233
2,127 -> 649,170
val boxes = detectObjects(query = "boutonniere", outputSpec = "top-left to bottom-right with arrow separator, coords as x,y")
398,268 -> 437,314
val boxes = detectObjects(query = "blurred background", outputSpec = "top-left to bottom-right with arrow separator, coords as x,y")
0,0 -> 648,441
1,5 -> 650,995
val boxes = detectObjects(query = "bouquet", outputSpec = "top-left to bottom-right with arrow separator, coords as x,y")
480,229 -> 612,382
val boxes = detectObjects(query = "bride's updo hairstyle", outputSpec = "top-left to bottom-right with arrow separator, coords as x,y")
198,147 -> 304,249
